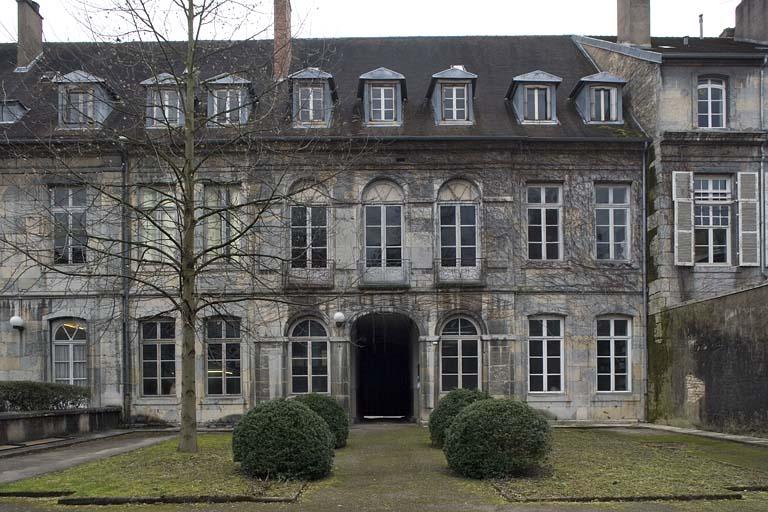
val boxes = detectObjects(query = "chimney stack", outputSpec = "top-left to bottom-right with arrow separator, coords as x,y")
273,0 -> 292,81
735,0 -> 768,45
16,0 -> 43,71
617,0 -> 651,47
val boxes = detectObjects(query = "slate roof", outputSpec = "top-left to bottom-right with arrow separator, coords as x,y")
0,36 -> 648,142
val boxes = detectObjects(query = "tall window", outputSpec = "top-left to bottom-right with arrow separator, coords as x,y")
441,84 -> 468,121
528,317 -> 563,393
697,78 -> 726,129
597,318 -> 631,392
369,84 -> 396,122
52,320 -> 87,387
211,88 -> 244,125
206,318 -> 241,395
291,206 -> 328,269
694,176 -> 731,264
440,318 -> 480,391
298,85 -> 325,124
52,186 -> 87,264
204,185 -> 241,260
138,187 -> 177,262
141,319 -> 176,396
595,185 -> 629,260
591,87 -> 618,122
440,204 -> 477,267
290,319 -> 329,394
525,86 -> 550,121
365,205 -> 402,268
148,89 -> 183,127
527,185 -> 562,260
63,88 -> 94,127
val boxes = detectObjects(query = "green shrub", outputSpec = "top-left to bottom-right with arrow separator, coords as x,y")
294,394 -> 349,448
443,399 -> 552,479
0,381 -> 90,412
428,388 -> 490,447
232,399 -> 334,480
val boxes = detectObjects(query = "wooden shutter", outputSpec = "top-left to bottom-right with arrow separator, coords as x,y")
673,171 -> 694,266
738,172 -> 760,267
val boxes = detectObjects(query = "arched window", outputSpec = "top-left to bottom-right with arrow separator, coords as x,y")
596,317 -> 631,392
289,181 -> 329,270
362,180 -> 403,269
290,319 -> 329,394
52,319 -> 88,387
440,317 -> 480,392
697,78 -> 726,129
206,318 -> 241,396
141,318 -> 176,396
438,180 -> 480,268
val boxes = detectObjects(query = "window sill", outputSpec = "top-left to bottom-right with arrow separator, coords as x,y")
365,122 -> 403,127
526,394 -> 569,403
438,120 -> 474,127
202,396 -> 245,405
292,122 -> 331,129
523,261 -> 571,270
133,397 -> 180,406
587,120 -> 624,125
691,265 -> 739,273
521,120 -> 558,125
593,260 -> 638,269
591,395 -> 641,404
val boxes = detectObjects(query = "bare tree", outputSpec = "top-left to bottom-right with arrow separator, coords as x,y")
0,0 -> 369,452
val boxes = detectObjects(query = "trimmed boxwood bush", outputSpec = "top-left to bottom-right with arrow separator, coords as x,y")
294,394 -> 349,448
428,388 -> 490,447
0,381 -> 89,412
232,399 -> 334,480
443,399 -> 552,479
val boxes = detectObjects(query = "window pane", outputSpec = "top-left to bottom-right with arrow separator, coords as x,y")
527,187 -> 541,204
207,320 -> 222,339
530,358 -> 543,374
160,343 -> 175,361
142,344 -> 157,361
442,374 -> 458,391
462,375 -> 478,390
530,375 -> 544,392
226,378 -> 241,395
144,379 -> 158,395
615,375 -> 628,391
160,321 -> 175,339
442,357 -> 459,373
460,206 -> 475,225
529,320 -> 543,338
208,378 -> 223,395
547,376 -> 561,392
597,375 -> 611,391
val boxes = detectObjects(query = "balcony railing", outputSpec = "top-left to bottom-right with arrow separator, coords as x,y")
434,258 -> 485,286
283,260 -> 335,290
357,259 -> 411,288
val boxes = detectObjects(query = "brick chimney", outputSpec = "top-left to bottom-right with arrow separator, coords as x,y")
16,0 -> 43,72
735,0 -> 768,44
273,0 -> 292,81
617,0 -> 651,47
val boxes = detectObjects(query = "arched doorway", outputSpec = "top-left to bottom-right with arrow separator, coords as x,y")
351,312 -> 418,421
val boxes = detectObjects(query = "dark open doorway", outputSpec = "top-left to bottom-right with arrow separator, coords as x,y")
353,313 -> 417,420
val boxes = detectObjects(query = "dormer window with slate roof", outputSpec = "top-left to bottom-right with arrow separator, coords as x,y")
427,65 -> 477,126
0,100 -> 28,124
358,67 -> 407,127
53,71 -> 113,130
203,74 -> 252,127
141,73 -> 184,129
289,68 -> 337,128
569,72 -> 626,124
505,70 -> 562,125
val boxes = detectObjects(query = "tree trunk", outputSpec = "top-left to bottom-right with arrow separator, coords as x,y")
178,0 -> 199,453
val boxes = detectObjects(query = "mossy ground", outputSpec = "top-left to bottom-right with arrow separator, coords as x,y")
495,428 -> 768,501
0,426 -> 766,512
0,434 -> 301,499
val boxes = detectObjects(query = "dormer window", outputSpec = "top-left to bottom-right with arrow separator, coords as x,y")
427,65 -> 477,126
569,72 -> 626,124
591,87 -> 618,122
289,68 -> 337,128
358,67 -> 407,127
53,71 -> 113,130
204,74 -> 251,126
141,73 -> 184,128
0,100 -> 27,124
525,86 -> 550,122
506,70 -> 562,125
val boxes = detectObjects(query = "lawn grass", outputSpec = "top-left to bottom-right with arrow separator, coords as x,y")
0,434 -> 302,499
496,429 -> 768,502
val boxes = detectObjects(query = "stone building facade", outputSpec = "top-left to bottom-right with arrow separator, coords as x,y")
575,0 -> 768,429
0,0 -> 651,425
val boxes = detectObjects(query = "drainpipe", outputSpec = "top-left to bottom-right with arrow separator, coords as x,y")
119,143 -> 132,425
761,57 -> 767,278
641,140 -> 650,421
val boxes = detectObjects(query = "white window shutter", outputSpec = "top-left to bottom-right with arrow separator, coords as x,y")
672,171 -> 694,266
738,172 -> 760,267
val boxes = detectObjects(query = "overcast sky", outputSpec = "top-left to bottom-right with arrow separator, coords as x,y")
0,0 -> 745,43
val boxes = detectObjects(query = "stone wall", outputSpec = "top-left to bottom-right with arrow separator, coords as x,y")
648,284 -> 768,433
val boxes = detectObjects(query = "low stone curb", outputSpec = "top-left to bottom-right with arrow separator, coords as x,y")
0,430 -> 134,460
0,491 -> 74,498
492,483 -> 743,504
636,423 -> 768,448
726,486 -> 768,492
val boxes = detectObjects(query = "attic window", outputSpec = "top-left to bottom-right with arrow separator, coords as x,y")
442,84 -> 468,121
0,101 -> 27,124
358,67 -> 406,127
148,89 -> 183,128
506,70 -> 562,125
428,65 -> 477,126
591,87 -> 618,122
298,85 -> 325,124
569,72 -> 626,125
210,88 -> 245,125
63,88 -> 95,127
54,71 -> 112,130
370,84 -> 396,122
525,86 -> 550,122
289,68 -> 336,129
